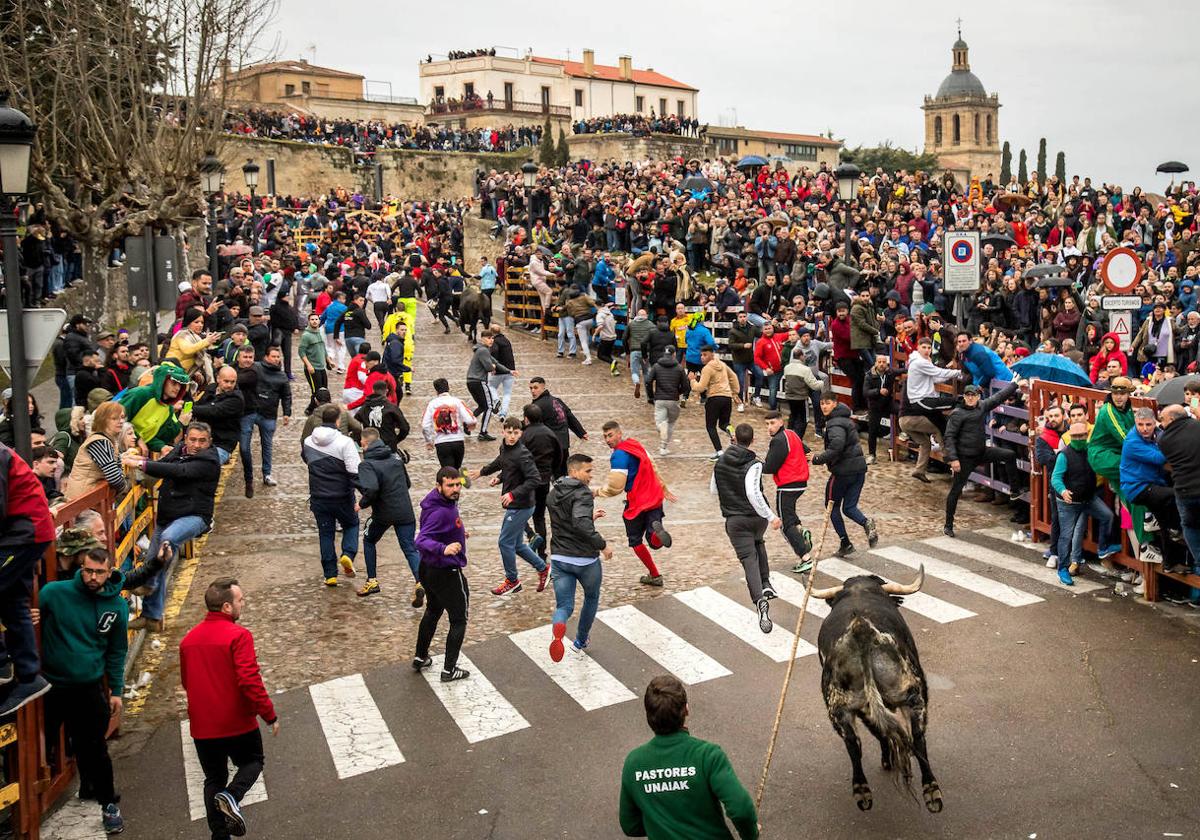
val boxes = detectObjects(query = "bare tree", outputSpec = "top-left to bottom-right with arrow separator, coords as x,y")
0,0 -> 274,291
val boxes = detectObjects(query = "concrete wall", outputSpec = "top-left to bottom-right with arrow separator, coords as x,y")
566,133 -> 714,163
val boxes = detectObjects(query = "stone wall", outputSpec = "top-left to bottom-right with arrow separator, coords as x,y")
565,133 -> 715,163
462,215 -> 506,274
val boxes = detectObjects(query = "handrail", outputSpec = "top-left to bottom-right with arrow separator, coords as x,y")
428,98 -> 570,118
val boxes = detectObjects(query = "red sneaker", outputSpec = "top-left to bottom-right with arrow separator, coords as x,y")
491,578 -> 523,596
536,564 -> 551,593
549,622 -> 566,662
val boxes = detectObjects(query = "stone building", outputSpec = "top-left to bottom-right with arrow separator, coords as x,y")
922,28 -> 1001,184
218,59 -> 425,123
706,126 -> 841,170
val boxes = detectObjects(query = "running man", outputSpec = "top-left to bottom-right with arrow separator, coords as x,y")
413,467 -> 472,683
711,424 -> 781,634
762,410 -> 813,573
421,378 -> 477,471
598,420 -> 676,587
813,391 -> 878,558
688,344 -> 742,460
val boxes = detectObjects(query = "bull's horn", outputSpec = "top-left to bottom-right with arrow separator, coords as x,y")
881,565 -> 925,596
810,583 -> 844,600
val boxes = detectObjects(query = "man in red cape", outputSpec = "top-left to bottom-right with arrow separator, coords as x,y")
597,420 -> 676,587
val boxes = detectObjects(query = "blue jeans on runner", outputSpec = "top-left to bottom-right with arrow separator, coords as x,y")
630,350 -> 646,386
141,516 -> 209,619
551,558 -> 603,644
489,373 -> 514,418
310,497 -> 359,579
239,413 -> 276,481
754,370 -> 781,409
346,336 -> 365,358
363,518 -> 419,581
557,316 -> 577,354
731,362 -> 752,401
1055,496 -> 1116,568
826,473 -> 868,540
1175,494 -> 1200,572
498,506 -> 546,582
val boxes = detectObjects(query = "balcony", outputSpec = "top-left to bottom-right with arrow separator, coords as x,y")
427,97 -> 570,119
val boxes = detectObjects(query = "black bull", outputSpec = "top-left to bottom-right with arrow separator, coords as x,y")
813,567 -> 943,813
458,287 -> 492,343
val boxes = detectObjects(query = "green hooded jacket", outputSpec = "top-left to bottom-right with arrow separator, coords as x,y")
117,363 -> 190,452
38,568 -> 130,693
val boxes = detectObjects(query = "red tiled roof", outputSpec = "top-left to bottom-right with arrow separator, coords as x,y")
224,60 -> 364,81
531,56 -> 696,91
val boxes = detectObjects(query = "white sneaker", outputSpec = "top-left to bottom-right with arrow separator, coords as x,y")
753,397 -> 762,407
1045,555 -> 1058,569
659,447 -> 669,456
582,358 -> 593,366
1140,545 -> 1164,565
736,404 -> 745,413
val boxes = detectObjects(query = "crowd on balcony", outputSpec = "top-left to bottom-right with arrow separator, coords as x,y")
572,113 -> 704,138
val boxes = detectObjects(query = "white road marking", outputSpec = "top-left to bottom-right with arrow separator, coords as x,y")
815,558 -> 977,623
923,536 -> 1104,593
38,797 -> 104,840
673,587 -> 817,662
422,653 -> 530,743
871,545 -> 1043,607
309,674 -> 405,779
509,625 -> 638,711
180,719 -> 267,822
762,573 -> 831,618
979,526 -> 1046,552
596,604 -> 732,684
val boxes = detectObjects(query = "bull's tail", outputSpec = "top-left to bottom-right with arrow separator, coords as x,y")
849,616 -> 917,799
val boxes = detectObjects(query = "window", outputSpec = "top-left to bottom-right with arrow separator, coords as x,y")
717,137 -> 739,154
504,82 -> 513,106
434,85 -> 445,100
464,82 -> 475,98
540,86 -> 551,111
987,114 -> 993,144
574,89 -> 583,107
974,113 -> 980,143
952,114 -> 961,145
284,83 -> 295,96
635,95 -> 644,113
677,99 -> 685,117
659,97 -> 667,116
934,115 -> 942,146
301,81 -> 310,95
783,143 -> 818,161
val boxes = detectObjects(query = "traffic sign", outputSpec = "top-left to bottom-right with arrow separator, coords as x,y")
1100,247 -> 1144,294
944,231 -> 981,293
0,308 -> 67,379
1108,309 -> 1133,352
1101,295 -> 1142,311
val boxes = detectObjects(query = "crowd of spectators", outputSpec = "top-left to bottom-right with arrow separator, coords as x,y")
572,114 -> 704,138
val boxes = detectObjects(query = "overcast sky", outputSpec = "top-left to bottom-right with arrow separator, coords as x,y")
267,0 -> 1199,191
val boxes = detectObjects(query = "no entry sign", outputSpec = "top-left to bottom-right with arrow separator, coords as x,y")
943,231 -> 981,293
1100,247 -> 1144,294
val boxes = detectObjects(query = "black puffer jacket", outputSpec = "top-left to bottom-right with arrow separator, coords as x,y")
357,440 -> 415,525
520,422 -> 561,484
943,381 -> 1019,462
646,355 -> 691,402
547,475 -> 606,558
480,441 -> 541,508
142,442 -> 221,525
192,386 -> 245,454
644,321 -> 676,363
812,403 -> 867,476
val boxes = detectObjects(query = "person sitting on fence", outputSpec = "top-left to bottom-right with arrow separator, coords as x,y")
1120,407 -> 1180,570
1086,376 -> 1140,579
1051,421 -> 1123,586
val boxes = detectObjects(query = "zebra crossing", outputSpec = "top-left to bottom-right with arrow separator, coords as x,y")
46,532 -> 1103,837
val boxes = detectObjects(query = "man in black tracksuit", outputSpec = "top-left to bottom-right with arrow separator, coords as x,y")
813,394 -> 875,557
520,403 -> 562,561
711,424 -> 781,635
529,377 -> 588,477
645,352 -> 691,456
354,380 -> 410,452
466,333 -> 508,442
357,429 -> 421,601
942,379 -> 1021,537
642,321 -> 677,401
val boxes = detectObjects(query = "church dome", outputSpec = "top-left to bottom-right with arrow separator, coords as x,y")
936,68 -> 986,98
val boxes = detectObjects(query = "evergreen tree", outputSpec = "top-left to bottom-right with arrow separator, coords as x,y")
1055,151 -> 1067,183
1036,138 -> 1047,181
1017,149 -> 1028,186
839,141 -> 939,173
555,126 -> 570,167
538,116 -> 555,165
1000,141 -> 1012,184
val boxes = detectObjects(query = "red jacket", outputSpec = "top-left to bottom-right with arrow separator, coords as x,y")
0,443 -> 55,549
829,315 -> 854,360
753,334 -> 786,375
347,367 -> 397,409
179,612 -> 276,739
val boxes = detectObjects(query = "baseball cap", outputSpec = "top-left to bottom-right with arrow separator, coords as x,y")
248,305 -> 265,317
229,323 -> 248,335
69,314 -> 92,327
1109,376 -> 1133,393
96,330 -> 115,340
963,384 -> 982,396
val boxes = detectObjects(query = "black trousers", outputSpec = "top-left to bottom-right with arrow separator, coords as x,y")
945,448 -> 1017,525
725,515 -> 770,604
373,302 -> 389,333
304,367 -> 328,415
466,379 -> 492,435
775,485 -> 810,558
705,396 -> 733,452
786,399 -> 807,437
415,563 -> 469,672
525,482 -> 550,555
277,330 -> 293,378
1133,485 -> 1182,539
838,356 -> 866,410
435,296 -> 453,329
435,440 -> 465,469
866,406 -> 889,456
44,682 -> 115,806
194,728 -> 265,839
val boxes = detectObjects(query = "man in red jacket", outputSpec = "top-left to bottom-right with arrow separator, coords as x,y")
180,577 -> 277,839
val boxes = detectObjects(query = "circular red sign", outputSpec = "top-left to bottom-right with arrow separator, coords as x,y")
951,239 -> 974,263
1100,247 -> 1144,294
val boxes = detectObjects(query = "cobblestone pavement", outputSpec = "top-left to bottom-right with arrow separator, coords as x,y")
126,314 -> 1013,731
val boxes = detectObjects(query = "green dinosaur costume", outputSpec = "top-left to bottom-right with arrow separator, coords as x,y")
1088,398 -> 1144,543
116,363 -> 190,452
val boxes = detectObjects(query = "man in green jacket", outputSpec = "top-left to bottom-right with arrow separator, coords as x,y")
298,311 -> 329,416
620,675 -> 758,840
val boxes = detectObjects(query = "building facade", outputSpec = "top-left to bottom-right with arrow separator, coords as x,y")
921,29 -> 1001,184
417,50 -> 698,124
219,59 -> 424,123
706,126 -> 841,169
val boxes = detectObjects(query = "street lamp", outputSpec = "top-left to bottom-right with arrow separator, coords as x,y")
242,158 -> 260,253
835,161 -> 860,266
521,159 -> 538,238
200,151 -> 225,282
0,93 -> 36,463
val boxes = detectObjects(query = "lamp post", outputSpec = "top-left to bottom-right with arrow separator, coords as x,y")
242,158 -> 260,254
0,94 -> 36,463
521,159 -> 538,240
835,162 -> 861,267
200,151 -> 225,282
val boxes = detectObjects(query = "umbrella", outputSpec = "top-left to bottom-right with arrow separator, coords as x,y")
1011,353 -> 1092,388
1032,274 -> 1075,288
994,193 -> 1032,211
1146,374 -> 1200,406
1156,161 -> 1190,175
680,175 -> 714,194
1024,264 -> 1066,279
736,155 -> 769,170
982,233 -> 1017,251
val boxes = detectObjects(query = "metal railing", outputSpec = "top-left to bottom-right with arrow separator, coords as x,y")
427,99 -> 570,119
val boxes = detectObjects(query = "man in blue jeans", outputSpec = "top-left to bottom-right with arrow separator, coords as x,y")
239,344 -> 291,497
470,417 -> 549,596
302,405 -> 361,587
1050,421 -> 1122,586
1157,404 -> 1200,584
121,423 -> 221,630
547,453 -> 610,660
356,428 -> 422,604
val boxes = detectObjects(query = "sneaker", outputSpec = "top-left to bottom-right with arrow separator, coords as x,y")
1163,593 -> 1191,605
412,656 -> 433,671
708,451 -> 722,461
581,358 -> 593,366
1118,570 -> 1137,583
357,579 -> 380,597
639,574 -> 664,587
262,475 -> 278,487
1068,561 -> 1080,575
339,555 -> 357,578
214,790 -> 246,837
478,432 -> 497,442
440,667 -> 471,682
943,525 -> 955,538
835,539 -> 855,558
536,564 -> 550,593
0,675 -> 51,718
757,598 -> 773,634
725,423 -> 735,438
659,446 -> 669,456
491,578 -> 522,596
650,520 -> 673,549
459,467 -> 472,489
549,622 -> 567,662
791,559 -> 814,575
865,455 -> 877,465
410,583 -> 425,608
0,661 -> 12,686
572,637 -> 590,652
1140,545 -> 1164,565
1086,562 -> 1116,579
736,403 -> 745,413
405,384 -> 413,395
610,360 -> 619,375
102,803 -> 124,835
1097,544 -> 1122,560
865,518 -> 879,548
753,397 -> 762,407
1044,555 -> 1058,569
324,577 -> 339,587
1057,568 -> 1074,586
1165,563 -> 1192,575
761,585 -> 778,600
912,473 -> 931,484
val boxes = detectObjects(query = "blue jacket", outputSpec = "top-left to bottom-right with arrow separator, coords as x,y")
592,258 -> 615,288
1119,430 -> 1167,502
684,323 -> 715,365
961,342 -> 1013,389
321,300 -> 348,335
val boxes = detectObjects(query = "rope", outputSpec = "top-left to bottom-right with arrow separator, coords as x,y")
754,499 -> 835,815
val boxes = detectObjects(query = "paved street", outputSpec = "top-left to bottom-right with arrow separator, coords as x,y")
39,316 -> 1200,839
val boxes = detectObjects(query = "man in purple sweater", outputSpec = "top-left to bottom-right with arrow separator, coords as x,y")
412,466 -> 472,682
